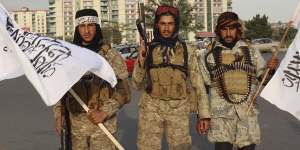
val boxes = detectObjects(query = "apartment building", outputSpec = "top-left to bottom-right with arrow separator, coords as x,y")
10,7 -> 47,35
46,0 -> 232,42
47,0 -> 126,41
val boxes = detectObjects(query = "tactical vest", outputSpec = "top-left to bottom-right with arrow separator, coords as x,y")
146,41 -> 189,100
205,45 -> 257,104
66,74 -> 112,115
67,44 -> 113,115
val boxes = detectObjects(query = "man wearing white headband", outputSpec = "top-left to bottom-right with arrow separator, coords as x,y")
73,8 -> 102,52
53,9 -> 131,150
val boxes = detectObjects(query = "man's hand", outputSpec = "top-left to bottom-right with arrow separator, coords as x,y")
196,118 -> 210,135
87,110 -> 108,125
267,56 -> 279,70
138,39 -> 146,67
55,116 -> 63,136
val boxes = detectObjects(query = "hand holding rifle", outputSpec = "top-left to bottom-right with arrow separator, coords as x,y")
136,0 -> 148,68
137,39 -> 146,67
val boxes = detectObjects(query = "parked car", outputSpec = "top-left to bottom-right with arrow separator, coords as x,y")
117,44 -> 138,59
251,38 -> 279,53
125,50 -> 138,75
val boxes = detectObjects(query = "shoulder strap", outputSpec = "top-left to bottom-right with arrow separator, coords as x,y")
98,43 -> 111,55
180,40 -> 189,76
205,41 -> 221,72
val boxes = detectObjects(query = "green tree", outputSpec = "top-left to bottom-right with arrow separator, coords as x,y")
102,23 -> 122,44
244,14 -> 272,40
144,0 -> 203,40
272,24 -> 298,47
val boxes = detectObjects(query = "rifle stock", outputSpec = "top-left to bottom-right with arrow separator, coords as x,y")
59,99 -> 72,150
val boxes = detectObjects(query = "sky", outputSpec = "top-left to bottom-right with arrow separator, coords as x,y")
0,0 -> 299,23
232,0 -> 299,22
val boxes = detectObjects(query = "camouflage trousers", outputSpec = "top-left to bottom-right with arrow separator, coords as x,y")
137,93 -> 191,150
70,113 -> 116,150
72,133 -> 115,150
208,111 -> 261,148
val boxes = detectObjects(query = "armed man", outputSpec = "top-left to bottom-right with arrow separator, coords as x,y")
196,12 -> 278,150
53,9 -> 130,150
132,5 -> 210,150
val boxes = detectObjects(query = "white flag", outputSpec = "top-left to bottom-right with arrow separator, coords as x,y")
0,31 -> 23,80
0,5 -> 23,80
0,3 -> 117,106
260,31 -> 300,120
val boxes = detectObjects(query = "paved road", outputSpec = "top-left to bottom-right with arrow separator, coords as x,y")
0,52 -> 299,150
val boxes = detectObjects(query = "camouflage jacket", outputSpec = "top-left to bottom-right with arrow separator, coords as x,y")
53,43 -> 130,119
197,40 -> 266,119
132,41 -> 210,119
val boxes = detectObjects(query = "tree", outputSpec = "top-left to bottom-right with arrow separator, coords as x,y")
177,0 -> 203,39
101,23 -> 122,44
121,22 -> 138,43
272,24 -> 298,47
144,0 -> 203,40
244,14 -> 272,40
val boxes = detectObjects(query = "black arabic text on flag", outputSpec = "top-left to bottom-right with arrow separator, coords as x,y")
6,19 -> 72,78
282,51 -> 300,92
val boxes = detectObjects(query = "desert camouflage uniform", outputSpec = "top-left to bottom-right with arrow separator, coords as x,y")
197,40 -> 265,148
132,42 -> 210,150
53,44 -> 130,150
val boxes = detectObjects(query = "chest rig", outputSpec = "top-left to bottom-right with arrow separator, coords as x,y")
145,41 -> 188,100
67,44 -> 113,115
205,45 -> 257,104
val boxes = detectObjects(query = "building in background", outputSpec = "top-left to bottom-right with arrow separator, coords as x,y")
10,0 -> 232,44
189,0 -> 232,41
124,0 -> 138,43
47,0 -> 126,42
139,0 -> 232,42
10,7 -> 47,35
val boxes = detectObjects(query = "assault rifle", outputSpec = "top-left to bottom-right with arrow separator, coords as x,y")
136,0 -> 148,58
136,0 -> 153,93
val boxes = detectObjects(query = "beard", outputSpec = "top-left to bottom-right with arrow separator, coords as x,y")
219,36 -> 238,49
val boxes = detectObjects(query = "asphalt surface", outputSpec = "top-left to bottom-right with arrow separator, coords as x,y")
0,51 -> 299,150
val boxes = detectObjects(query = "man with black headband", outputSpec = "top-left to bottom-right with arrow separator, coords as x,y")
196,12 -> 278,150
53,9 -> 130,150
132,5 -> 210,150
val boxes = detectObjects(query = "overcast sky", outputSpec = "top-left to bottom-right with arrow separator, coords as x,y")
0,0 -> 298,22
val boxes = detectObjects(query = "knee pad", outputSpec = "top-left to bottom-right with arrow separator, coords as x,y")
215,142 -> 233,150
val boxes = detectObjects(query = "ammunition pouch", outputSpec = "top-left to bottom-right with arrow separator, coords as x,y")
149,67 -> 187,100
113,79 -> 131,105
67,76 -> 112,115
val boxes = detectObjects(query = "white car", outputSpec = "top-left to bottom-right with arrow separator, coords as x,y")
251,38 -> 279,53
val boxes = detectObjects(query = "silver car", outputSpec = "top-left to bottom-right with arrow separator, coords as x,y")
251,38 -> 279,53
117,45 -> 138,59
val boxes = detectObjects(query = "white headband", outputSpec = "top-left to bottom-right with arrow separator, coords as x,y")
75,16 -> 99,26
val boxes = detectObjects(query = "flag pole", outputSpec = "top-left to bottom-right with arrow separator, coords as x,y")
68,89 -> 125,150
246,22 -> 295,115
